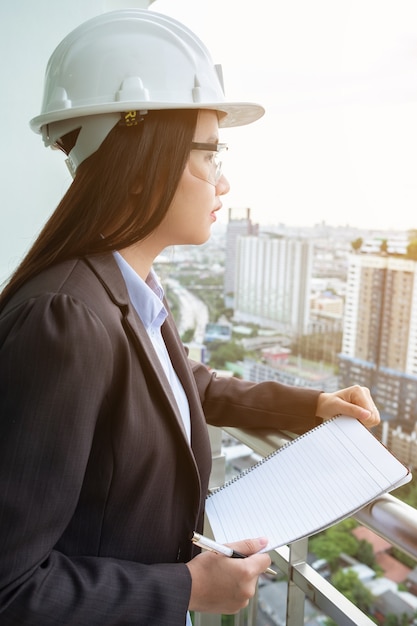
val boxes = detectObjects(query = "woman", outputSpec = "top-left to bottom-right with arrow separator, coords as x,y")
0,9 -> 379,625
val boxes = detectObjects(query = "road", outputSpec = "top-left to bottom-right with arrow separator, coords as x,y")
166,279 -> 209,344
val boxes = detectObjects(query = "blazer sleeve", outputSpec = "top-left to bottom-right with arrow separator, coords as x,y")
0,294 -> 190,626
190,358 -> 323,435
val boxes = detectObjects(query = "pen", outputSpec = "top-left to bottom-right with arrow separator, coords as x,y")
191,531 -> 277,576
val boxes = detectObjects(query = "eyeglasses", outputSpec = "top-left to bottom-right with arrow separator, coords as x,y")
189,142 -> 228,185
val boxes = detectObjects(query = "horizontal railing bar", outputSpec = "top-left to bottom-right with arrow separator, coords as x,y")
272,545 -> 375,625
356,494 -> 417,560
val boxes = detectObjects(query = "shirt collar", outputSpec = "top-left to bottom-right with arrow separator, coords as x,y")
113,251 -> 167,331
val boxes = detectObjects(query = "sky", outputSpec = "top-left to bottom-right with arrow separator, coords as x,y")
2,0 -> 417,282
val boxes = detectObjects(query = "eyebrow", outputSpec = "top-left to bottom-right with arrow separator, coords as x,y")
197,134 -> 219,143
192,133 -> 219,144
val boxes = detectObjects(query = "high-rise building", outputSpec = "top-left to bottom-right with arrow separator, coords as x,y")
242,358 -> 339,392
339,253 -> 417,429
233,234 -> 313,336
224,208 -> 258,307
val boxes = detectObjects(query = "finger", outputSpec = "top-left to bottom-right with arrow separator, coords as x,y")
339,402 -> 380,428
227,537 -> 269,556
362,402 -> 380,427
346,386 -> 380,426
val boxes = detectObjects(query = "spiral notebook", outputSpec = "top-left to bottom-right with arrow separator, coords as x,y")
205,416 -> 411,551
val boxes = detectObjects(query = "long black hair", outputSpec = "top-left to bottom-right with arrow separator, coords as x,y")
0,108 -> 199,308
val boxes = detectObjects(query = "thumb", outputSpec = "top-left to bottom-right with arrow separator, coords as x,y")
227,537 -> 269,556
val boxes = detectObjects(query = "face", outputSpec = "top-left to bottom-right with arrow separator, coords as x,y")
152,110 -> 230,248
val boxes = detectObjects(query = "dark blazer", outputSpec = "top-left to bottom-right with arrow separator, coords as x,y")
0,254 -> 322,625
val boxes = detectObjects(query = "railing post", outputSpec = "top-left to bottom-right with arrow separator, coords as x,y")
286,538 -> 308,626
193,614 -> 221,626
207,425 -> 226,491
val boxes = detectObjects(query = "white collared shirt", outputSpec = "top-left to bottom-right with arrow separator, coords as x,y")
113,252 -> 191,443
114,253 -> 193,624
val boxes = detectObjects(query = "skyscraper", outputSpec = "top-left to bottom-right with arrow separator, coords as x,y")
339,253 -> 417,430
233,233 -> 312,336
224,208 -> 258,308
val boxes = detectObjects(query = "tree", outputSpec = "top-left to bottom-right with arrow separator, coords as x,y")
181,328 -> 195,343
356,539 -> 376,568
406,239 -> 417,260
208,341 -> 245,370
384,613 -> 411,626
394,479 -> 417,509
331,569 -> 374,614
380,239 -> 389,254
351,237 -> 363,252
309,520 -> 359,571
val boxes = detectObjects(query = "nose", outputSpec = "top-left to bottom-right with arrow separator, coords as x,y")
216,173 -> 230,195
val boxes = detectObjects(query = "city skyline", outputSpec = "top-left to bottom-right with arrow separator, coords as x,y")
2,0 -> 417,285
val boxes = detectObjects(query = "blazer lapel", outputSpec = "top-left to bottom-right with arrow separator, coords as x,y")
162,313 -> 203,417
85,254 -> 191,443
161,312 -> 212,473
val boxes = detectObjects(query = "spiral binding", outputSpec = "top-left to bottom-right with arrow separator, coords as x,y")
208,417 -> 332,496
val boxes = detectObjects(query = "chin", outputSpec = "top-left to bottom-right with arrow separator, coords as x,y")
181,229 -> 211,246
195,232 -> 211,245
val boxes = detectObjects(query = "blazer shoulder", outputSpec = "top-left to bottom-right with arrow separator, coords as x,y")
2,255 -> 128,318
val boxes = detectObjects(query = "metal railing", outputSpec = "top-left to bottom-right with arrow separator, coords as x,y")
194,425 -> 417,626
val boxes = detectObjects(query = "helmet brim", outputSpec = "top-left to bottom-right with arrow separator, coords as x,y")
30,100 -> 265,134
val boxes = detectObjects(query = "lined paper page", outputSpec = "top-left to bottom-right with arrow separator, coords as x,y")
205,416 -> 411,551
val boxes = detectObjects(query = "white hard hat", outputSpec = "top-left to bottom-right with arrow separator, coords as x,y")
30,9 -> 265,174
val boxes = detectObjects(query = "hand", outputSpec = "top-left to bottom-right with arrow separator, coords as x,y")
186,537 -> 271,614
316,385 -> 380,427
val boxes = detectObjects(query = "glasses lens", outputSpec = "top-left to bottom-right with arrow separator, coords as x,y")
189,143 -> 227,185
212,152 -> 222,184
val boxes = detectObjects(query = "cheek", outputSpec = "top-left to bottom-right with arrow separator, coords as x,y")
164,178 -> 214,244
173,170 -> 213,214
